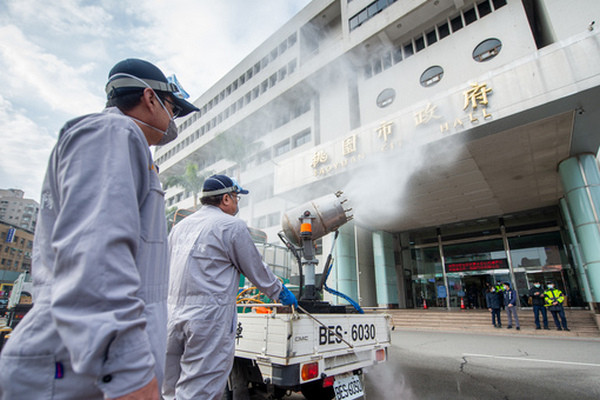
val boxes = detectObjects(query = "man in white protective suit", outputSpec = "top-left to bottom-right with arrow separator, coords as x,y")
163,174 -> 298,400
0,58 -> 198,400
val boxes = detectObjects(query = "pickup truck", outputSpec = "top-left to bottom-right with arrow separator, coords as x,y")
229,307 -> 391,399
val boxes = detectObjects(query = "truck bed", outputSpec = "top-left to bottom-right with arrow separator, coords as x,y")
234,311 -> 391,386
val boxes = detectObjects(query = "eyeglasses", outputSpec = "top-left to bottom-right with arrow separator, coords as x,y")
161,97 -> 183,118
228,192 -> 240,201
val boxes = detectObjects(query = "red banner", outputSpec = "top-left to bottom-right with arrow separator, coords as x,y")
446,259 -> 508,272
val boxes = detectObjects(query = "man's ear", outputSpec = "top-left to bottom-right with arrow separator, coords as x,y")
140,88 -> 157,110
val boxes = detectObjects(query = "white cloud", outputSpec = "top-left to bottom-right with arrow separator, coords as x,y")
0,24 -> 104,117
128,0 -> 312,94
0,95 -> 55,200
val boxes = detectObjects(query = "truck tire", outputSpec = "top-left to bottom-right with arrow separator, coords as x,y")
300,380 -> 334,400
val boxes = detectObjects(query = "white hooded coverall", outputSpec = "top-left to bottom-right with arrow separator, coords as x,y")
163,205 -> 283,400
0,107 -> 169,399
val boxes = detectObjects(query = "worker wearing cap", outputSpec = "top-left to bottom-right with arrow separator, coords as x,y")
163,174 -> 297,400
0,58 -> 198,400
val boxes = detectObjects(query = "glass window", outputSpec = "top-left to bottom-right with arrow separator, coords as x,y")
420,65 -> 444,87
426,29 -> 437,46
274,140 -> 291,156
415,36 -> 425,52
464,7 -> 477,25
364,63 -> 373,79
507,232 -> 582,306
349,16 -> 359,31
288,33 -> 297,47
376,88 -> 395,108
492,0 -> 507,10
293,129 -> 311,147
477,0 -> 492,17
444,239 -> 507,308
450,14 -> 463,32
288,59 -> 297,74
473,38 -> 502,62
373,59 -> 382,74
392,46 -> 403,64
357,9 -> 368,25
443,239 -> 505,263
257,150 -> 271,164
403,42 -> 414,58
278,67 -> 287,81
367,3 -> 379,18
411,247 -> 444,308
382,52 -> 392,69
268,212 -> 280,227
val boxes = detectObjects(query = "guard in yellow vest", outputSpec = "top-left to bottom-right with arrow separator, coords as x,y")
543,282 -> 569,331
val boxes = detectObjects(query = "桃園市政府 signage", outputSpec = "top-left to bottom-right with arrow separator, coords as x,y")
308,82 -> 494,178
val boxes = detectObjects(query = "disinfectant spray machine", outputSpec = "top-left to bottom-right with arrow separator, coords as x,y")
228,192 -> 391,400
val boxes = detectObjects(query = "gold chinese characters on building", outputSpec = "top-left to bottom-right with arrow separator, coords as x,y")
310,82 -> 494,175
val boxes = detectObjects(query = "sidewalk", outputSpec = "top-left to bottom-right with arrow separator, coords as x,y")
385,308 -> 600,338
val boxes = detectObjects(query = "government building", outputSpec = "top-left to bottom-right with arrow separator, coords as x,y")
156,0 -> 600,319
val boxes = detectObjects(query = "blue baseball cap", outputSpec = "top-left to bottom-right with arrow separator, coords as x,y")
105,58 -> 199,117
201,175 -> 249,198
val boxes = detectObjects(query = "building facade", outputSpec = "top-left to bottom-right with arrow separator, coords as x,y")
0,189 -> 39,232
157,0 -> 600,315
0,221 -> 34,283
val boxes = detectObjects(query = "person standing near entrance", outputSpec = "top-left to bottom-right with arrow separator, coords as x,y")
529,280 -> 549,330
544,282 -> 570,331
503,282 -> 520,330
485,286 -> 502,328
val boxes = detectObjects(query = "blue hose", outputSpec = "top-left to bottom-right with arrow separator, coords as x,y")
323,256 -> 364,314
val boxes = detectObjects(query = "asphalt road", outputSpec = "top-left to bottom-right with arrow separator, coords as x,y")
362,329 -> 600,400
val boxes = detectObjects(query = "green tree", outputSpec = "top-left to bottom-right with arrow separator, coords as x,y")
212,131 -> 263,180
163,163 -> 211,210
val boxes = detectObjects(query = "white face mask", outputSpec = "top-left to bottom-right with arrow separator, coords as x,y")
547,285 -> 554,289
108,72 -> 178,145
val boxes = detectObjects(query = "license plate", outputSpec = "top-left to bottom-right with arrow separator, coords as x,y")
333,373 -> 364,400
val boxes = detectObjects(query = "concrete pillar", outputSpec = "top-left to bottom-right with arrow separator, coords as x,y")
559,198 -> 593,305
333,223 -> 359,305
558,154 -> 600,312
372,230 -> 399,307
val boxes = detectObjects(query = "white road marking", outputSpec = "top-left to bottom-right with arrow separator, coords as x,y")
462,353 -> 600,368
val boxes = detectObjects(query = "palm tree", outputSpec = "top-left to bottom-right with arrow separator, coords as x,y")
163,163 -> 211,210
212,131 -> 263,180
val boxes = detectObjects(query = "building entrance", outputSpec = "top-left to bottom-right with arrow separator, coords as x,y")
462,275 -> 491,309
405,207 -> 587,309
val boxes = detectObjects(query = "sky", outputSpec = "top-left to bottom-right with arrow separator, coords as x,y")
0,0 -> 312,202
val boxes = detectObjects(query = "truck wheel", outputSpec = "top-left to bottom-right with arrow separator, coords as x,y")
300,380 -> 334,400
